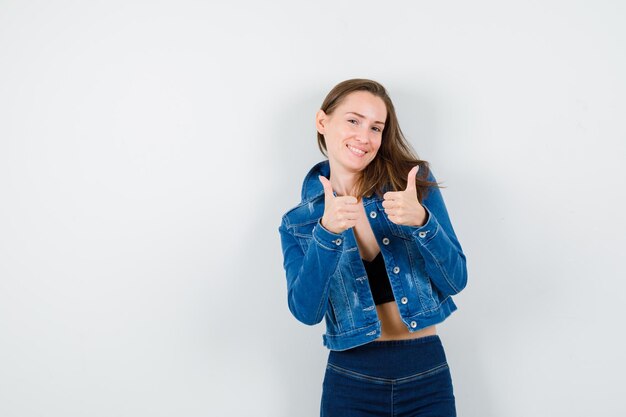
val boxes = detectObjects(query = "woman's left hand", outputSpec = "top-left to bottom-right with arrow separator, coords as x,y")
382,165 -> 427,227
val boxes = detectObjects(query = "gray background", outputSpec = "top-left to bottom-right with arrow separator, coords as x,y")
1,1 -> 625,416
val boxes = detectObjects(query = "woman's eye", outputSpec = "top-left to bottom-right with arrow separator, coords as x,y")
347,119 -> 381,132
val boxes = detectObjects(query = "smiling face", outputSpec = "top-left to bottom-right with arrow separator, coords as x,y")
316,90 -> 387,175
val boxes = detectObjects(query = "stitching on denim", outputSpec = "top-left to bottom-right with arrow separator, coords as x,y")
337,267 -> 355,328
301,190 -> 324,204
395,363 -> 449,384
323,321 -> 379,339
314,273 -> 332,324
327,363 -> 391,384
408,226 -> 436,307
405,296 -> 455,325
281,215 -> 291,229
402,237 -> 421,313
314,253 -> 340,323
418,224 -> 460,295
328,296 -> 342,333
420,244 -> 459,294
418,221 -> 439,243
326,362 -> 449,385
312,232 -> 340,252
391,381 -> 395,416
289,217 -> 319,229
391,224 -> 414,241
283,194 -> 324,218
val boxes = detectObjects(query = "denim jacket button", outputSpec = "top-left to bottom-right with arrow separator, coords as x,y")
369,211 -> 377,219
334,238 -> 342,245
418,231 -> 427,238
393,266 -> 400,274
410,321 -> 417,328
401,297 -> 408,304
382,237 -> 390,245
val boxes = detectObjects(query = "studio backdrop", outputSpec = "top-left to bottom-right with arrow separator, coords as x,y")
1,1 -> 625,416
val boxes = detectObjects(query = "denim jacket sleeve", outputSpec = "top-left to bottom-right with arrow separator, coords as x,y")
406,170 -> 468,297
278,216 -> 344,325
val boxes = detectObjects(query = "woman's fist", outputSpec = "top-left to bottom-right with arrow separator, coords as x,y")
318,175 -> 360,234
382,165 -> 427,227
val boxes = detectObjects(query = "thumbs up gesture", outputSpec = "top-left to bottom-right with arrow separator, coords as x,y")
382,166 -> 427,227
318,175 -> 360,234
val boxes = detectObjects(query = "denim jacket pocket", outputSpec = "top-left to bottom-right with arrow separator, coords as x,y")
416,273 -> 438,311
393,254 -> 427,310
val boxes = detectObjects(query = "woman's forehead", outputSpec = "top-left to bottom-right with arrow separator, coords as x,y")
337,91 -> 387,118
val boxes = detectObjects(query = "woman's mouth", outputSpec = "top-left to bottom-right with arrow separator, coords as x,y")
346,144 -> 366,157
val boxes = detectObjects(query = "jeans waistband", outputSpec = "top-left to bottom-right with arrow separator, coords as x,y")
327,335 -> 447,380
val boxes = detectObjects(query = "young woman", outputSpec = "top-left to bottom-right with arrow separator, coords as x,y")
278,79 -> 468,416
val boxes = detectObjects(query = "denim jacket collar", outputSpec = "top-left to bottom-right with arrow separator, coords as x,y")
300,160 -> 329,202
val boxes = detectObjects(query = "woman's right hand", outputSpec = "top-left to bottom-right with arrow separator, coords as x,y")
318,175 -> 360,234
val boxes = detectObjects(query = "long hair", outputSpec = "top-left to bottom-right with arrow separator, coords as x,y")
317,78 -> 441,202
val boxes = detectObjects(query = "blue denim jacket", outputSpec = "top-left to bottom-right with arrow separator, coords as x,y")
278,160 -> 467,351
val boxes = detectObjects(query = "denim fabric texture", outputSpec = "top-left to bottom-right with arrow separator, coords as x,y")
321,335 -> 456,416
278,160 -> 467,351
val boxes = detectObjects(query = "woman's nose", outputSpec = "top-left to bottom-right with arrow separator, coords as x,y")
356,126 -> 371,142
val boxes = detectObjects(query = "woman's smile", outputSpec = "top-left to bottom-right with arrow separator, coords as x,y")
346,143 -> 367,157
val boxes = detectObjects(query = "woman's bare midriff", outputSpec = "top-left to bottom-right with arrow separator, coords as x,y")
375,301 -> 436,340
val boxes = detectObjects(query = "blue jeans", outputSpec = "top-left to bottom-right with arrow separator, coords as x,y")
321,335 -> 456,417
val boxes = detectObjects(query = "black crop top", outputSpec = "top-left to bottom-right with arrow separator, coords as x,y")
362,252 -> 395,305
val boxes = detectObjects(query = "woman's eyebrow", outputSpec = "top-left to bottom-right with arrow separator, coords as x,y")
345,112 -> 385,125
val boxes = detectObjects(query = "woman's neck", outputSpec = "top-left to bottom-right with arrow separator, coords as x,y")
328,161 -> 361,197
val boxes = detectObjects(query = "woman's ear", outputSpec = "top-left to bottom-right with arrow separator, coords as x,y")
315,109 -> 327,134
